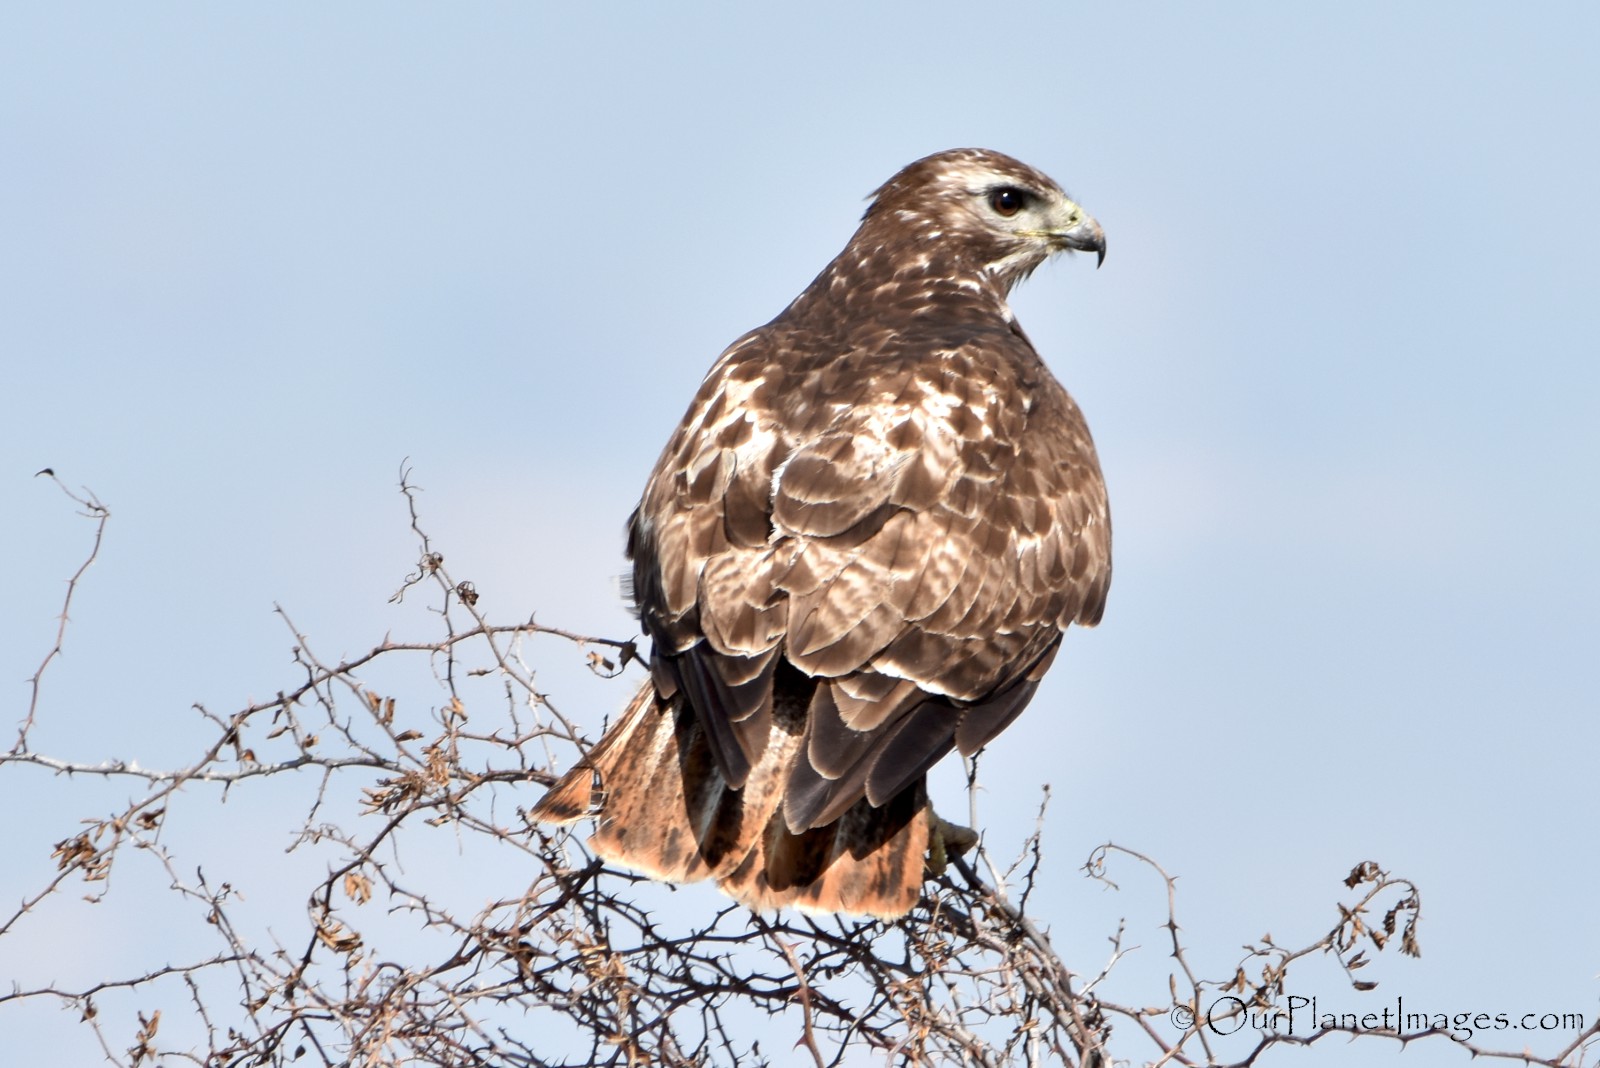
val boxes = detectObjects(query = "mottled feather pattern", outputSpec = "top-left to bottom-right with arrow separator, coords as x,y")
540,677 -> 930,919
533,148 -> 1110,917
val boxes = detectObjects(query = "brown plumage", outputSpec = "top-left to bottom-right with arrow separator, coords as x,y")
532,148 -> 1111,918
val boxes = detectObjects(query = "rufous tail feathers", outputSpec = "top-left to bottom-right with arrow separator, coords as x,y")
530,680 -> 930,919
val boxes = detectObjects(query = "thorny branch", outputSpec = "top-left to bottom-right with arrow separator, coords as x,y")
2,471 -> 1594,1067
16,469 -> 110,754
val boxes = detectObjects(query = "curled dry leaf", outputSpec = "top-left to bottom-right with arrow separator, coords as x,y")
343,871 -> 373,905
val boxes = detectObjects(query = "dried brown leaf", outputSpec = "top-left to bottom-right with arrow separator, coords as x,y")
1344,860 -> 1381,888
344,871 -> 373,905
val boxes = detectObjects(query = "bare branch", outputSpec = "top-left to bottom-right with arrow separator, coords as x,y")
15,470 -> 111,754
1,474 -> 1587,1068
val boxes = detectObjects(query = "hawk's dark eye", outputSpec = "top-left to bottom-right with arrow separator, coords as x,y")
989,187 -> 1027,217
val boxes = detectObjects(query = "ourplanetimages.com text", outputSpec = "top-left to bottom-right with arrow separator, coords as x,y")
1171,995 -> 1586,1042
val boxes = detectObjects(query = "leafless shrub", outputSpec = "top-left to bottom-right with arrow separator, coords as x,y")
4,469 -> 1595,1067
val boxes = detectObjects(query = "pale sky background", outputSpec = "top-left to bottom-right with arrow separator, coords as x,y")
2,5 -> 1597,1065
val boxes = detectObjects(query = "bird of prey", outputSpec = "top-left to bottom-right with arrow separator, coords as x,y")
533,148 -> 1110,918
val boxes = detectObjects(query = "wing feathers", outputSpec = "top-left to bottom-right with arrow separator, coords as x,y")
861,708 -> 960,810
537,676 -> 931,919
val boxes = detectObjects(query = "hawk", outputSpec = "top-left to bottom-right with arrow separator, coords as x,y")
533,148 -> 1110,918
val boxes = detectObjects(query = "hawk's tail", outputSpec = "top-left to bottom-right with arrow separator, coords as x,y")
530,680 -> 930,919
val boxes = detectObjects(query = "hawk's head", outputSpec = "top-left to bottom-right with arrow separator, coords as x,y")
861,148 -> 1105,292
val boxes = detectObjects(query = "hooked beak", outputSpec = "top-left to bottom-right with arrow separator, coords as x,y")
1051,200 -> 1106,268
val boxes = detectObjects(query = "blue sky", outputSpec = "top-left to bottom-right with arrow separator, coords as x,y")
3,5 -> 1597,1064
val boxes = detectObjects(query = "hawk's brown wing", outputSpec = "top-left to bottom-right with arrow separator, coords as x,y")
629,321 -> 1110,836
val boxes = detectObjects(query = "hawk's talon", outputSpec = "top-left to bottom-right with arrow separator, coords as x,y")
927,810 -> 979,876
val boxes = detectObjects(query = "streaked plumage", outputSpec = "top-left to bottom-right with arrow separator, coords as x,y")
533,148 -> 1111,918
